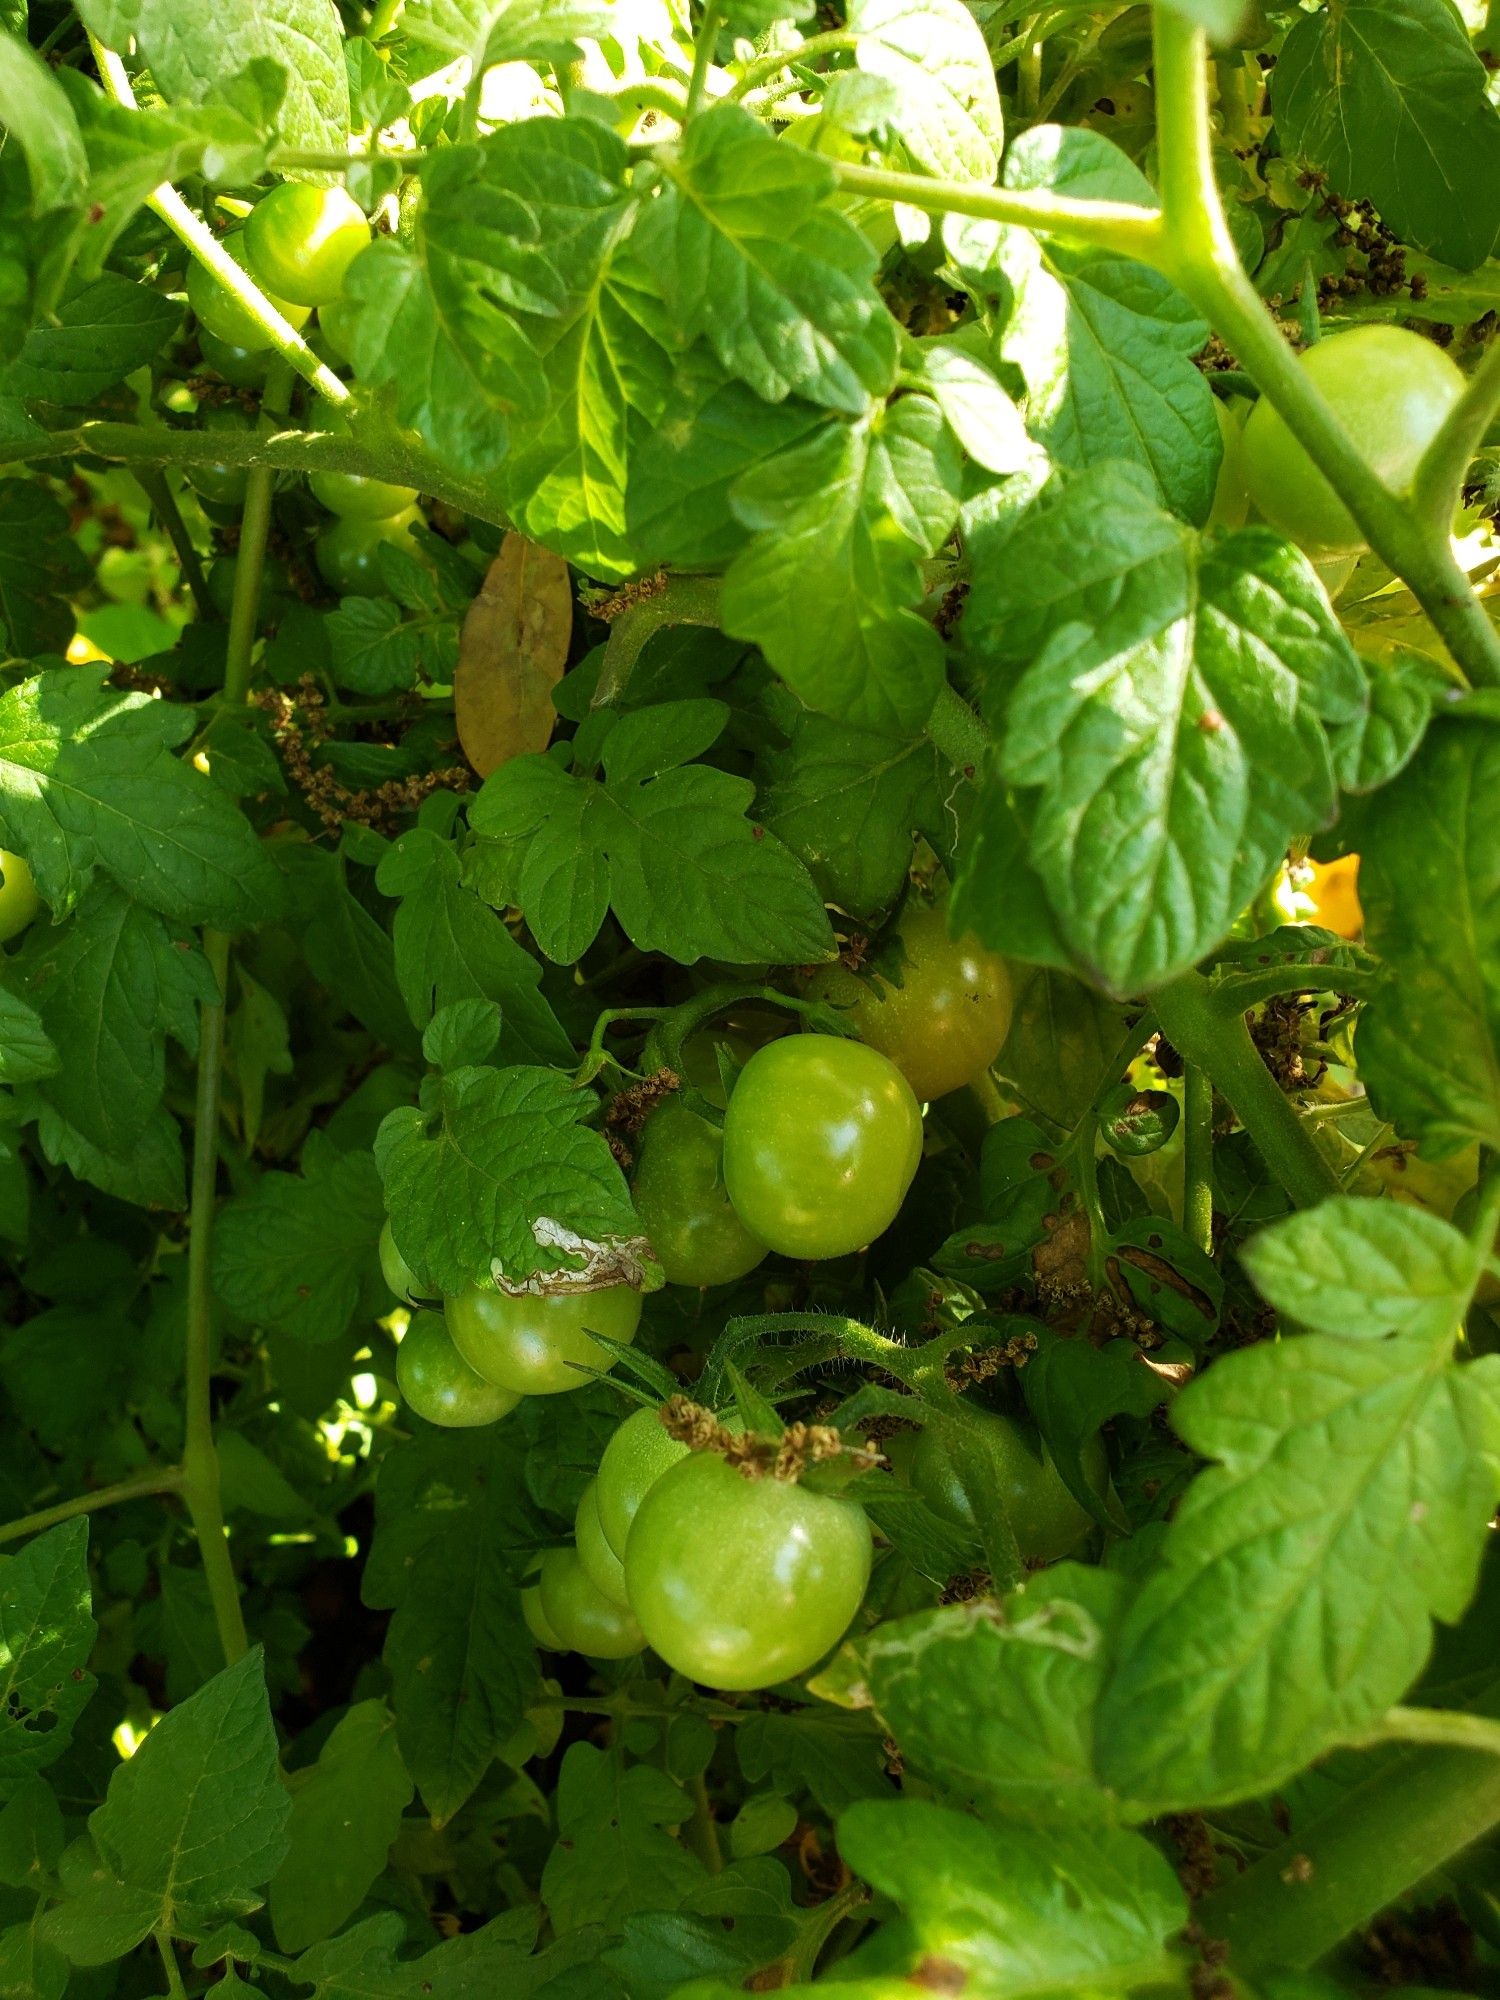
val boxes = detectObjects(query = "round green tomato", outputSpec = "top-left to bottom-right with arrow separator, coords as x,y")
521,1558 -> 564,1650
721,1034 -> 923,1261
310,468 -> 419,521
595,1404 -> 691,1560
206,551 -> 294,624
396,1311 -> 520,1429
197,328 -> 271,388
446,1281 -> 642,1397
538,1545 -> 644,1659
633,1101 -> 768,1289
314,508 -> 422,597
318,295 -> 360,363
1242,326 -> 1466,556
186,231 -> 310,352
624,1451 -> 872,1690
912,1412 -> 1105,1564
575,1479 -> 630,1607
243,182 -> 370,308
806,896 -> 1013,1104
1207,394 -> 1249,531
378,1220 -> 420,1303
187,404 -> 257,510
0,850 -> 40,944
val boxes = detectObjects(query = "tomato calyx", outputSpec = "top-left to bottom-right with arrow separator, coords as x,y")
658,1393 -> 886,1489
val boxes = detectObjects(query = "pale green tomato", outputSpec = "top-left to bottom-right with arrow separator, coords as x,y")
446,1282 -> 643,1395
633,1100 -> 768,1288
522,1558 -> 564,1649
538,1546 -> 644,1658
186,231 -> 310,351
1207,395 -> 1249,531
575,1480 -> 630,1607
595,1404 -> 692,1559
379,1221 -> 419,1303
243,183 -> 370,308
396,1312 -> 520,1429
0,850 -> 40,944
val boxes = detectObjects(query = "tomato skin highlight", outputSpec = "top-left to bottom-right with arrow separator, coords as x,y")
912,1412 -> 1106,1564
396,1311 -> 521,1428
538,1546 -> 645,1658
0,850 -> 40,944
633,1101 -> 768,1288
243,182 -> 370,308
446,1282 -> 642,1396
310,469 -> 419,521
186,231 -> 311,351
1242,326 -> 1466,556
1207,395 -> 1249,531
595,1405 -> 693,1560
575,1479 -> 631,1607
624,1452 -> 872,1690
805,898 -> 1013,1104
721,1035 -> 923,1261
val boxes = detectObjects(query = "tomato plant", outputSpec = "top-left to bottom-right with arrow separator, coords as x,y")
721,1034 -> 924,1259
2,2 -> 1500,1993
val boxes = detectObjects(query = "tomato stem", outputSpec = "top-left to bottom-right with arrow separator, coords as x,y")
1181,1063 -> 1214,1255
730,31 -> 861,100
1413,334 -> 1500,525
0,1467 -> 185,1549
685,0 -> 725,118
1153,973 -> 1339,1212
826,157 -> 1163,260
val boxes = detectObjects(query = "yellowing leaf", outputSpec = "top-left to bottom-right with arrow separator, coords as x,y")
455,533 -> 572,778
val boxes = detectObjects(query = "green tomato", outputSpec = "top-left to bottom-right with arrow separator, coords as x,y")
1242,326 -> 1466,556
446,1281 -> 642,1396
575,1479 -> 630,1607
186,404 -> 258,510
538,1545 -> 644,1659
186,231 -> 310,352
522,1558 -> 564,1650
595,1404 -> 692,1560
243,182 -> 370,308
1207,394 -> 1249,531
378,1220 -> 420,1303
314,508 -> 423,597
310,468 -> 420,521
912,1411 -> 1106,1564
721,1034 -> 923,1261
197,328 -> 271,388
396,1311 -> 521,1429
624,1451 -> 872,1690
0,850 -> 39,944
206,552 -> 294,624
633,1101 -> 768,1289
805,895 -> 1013,1104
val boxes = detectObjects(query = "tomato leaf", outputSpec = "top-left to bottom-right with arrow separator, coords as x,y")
847,0 -> 1003,182
1096,1327 -> 1500,1812
0,1521 -> 95,1803
541,1743 -> 704,1931
1241,1196 -> 1487,1341
211,1139 -> 386,1345
455,535 -> 571,778
268,1702 -> 412,1953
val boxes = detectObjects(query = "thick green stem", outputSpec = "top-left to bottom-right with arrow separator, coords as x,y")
1414,334 -> 1500,523
366,0 -> 405,35
1153,973 -> 1339,1211
0,1468 -> 185,1549
1200,1718 -> 1500,1969
1150,14 -> 1500,690
591,574 -> 724,708
87,39 -> 349,410
0,419 -> 495,525
777,1881 -> 870,1984
827,157 -> 1162,260
1181,1063 -> 1214,1254
222,363 -> 292,676
685,0 -> 725,117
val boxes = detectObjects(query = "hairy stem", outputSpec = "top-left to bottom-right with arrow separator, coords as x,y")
87,38 -> 349,409
0,1468 -> 185,1549
1150,14 -> 1500,690
1201,1708 -> 1500,1969
730,30 -> 861,99
1153,973 -> 1339,1211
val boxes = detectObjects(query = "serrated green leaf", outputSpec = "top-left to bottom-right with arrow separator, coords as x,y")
469,702 -> 834,966
1242,1196 -> 1486,1340
721,396 -> 960,734
211,1143 -> 385,1344
541,1743 -> 703,1932
0,275 -> 178,404
849,0 -> 1002,181
0,494 -> 88,658
269,1703 -> 413,1953
0,1522 -> 95,1804
374,1063 -> 639,1291
1096,1331 -> 1500,1811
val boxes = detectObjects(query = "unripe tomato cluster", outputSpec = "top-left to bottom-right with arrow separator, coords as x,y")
184,181 -> 425,609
